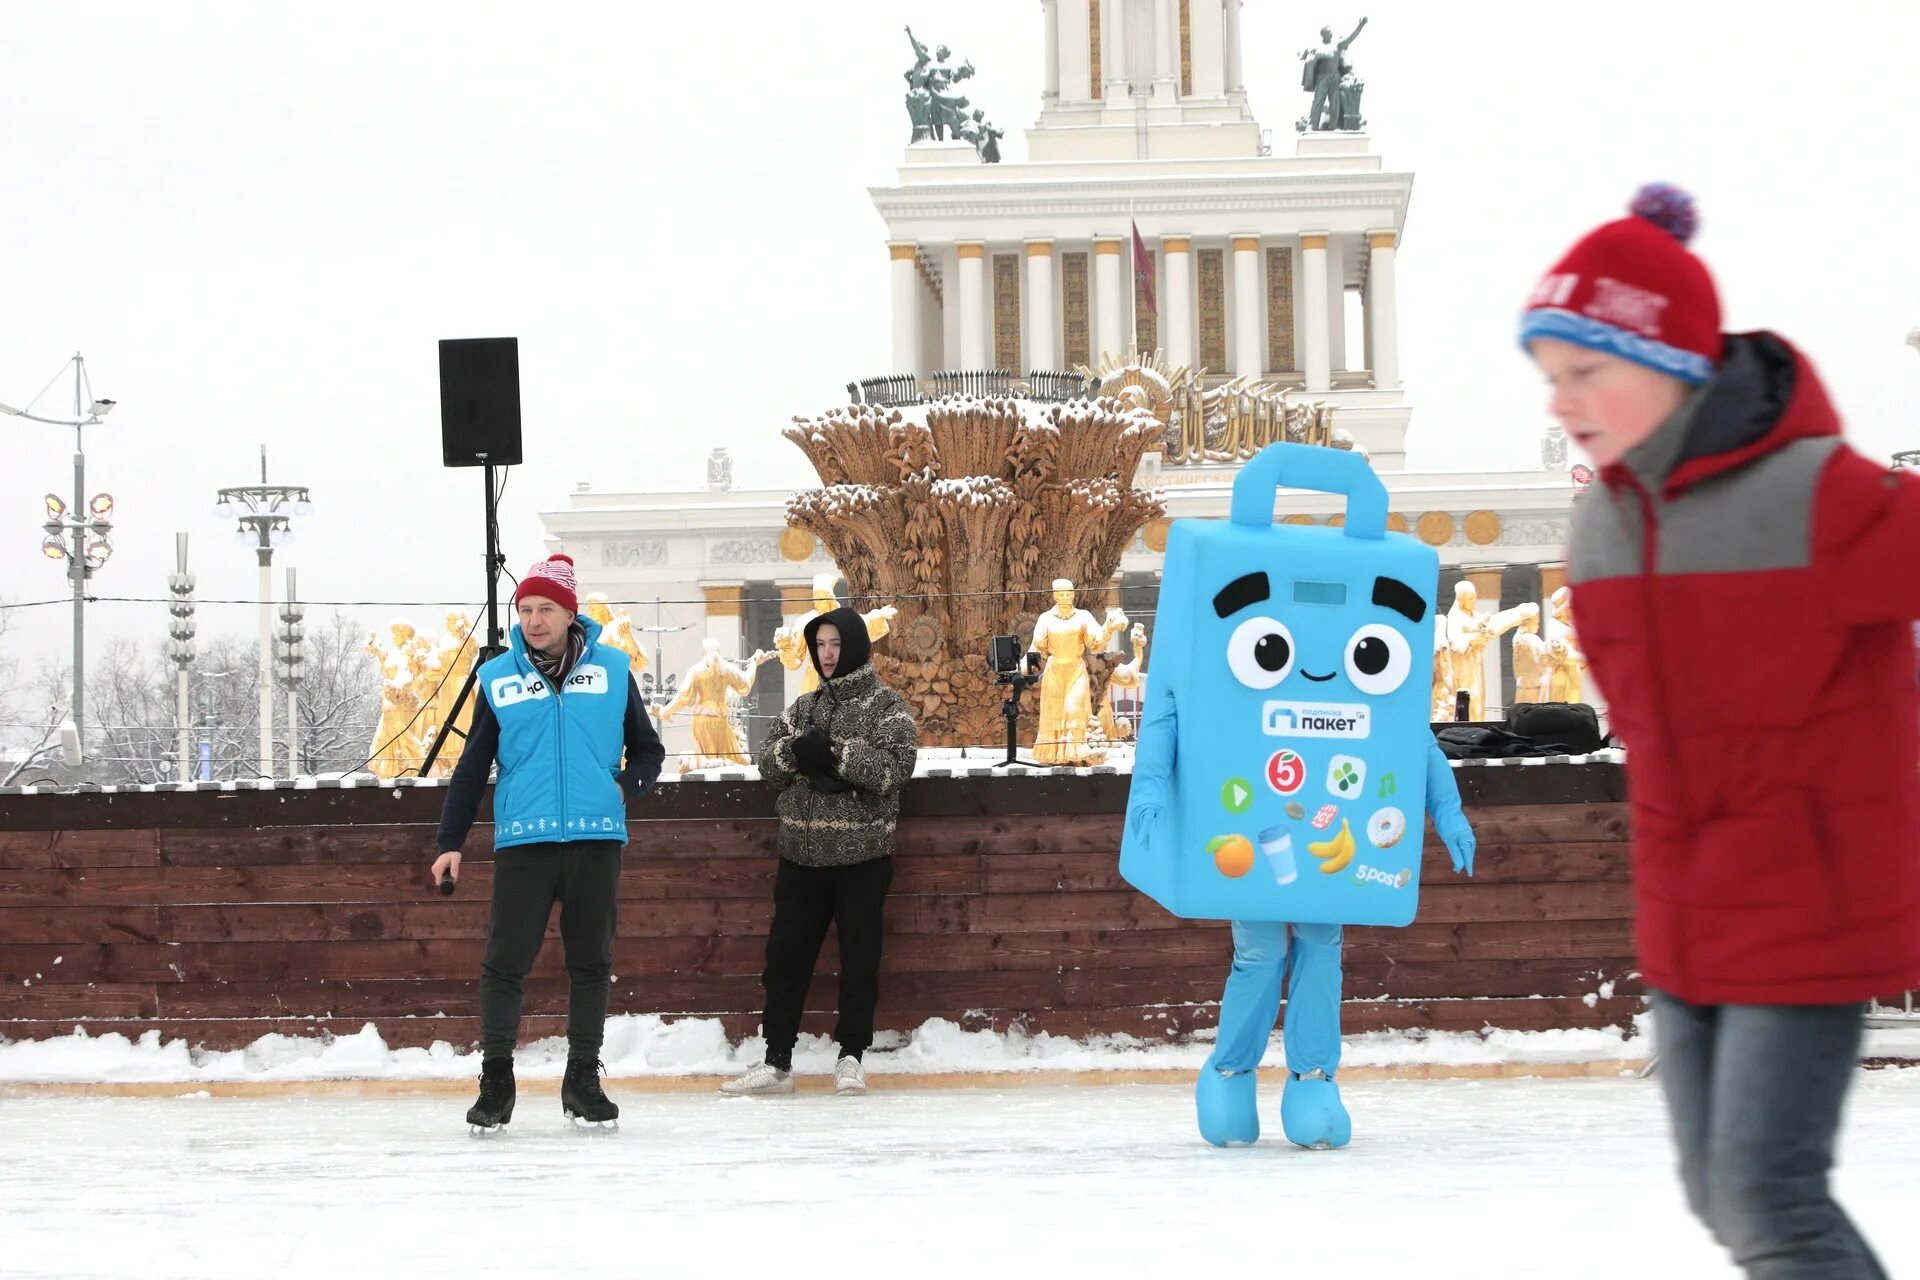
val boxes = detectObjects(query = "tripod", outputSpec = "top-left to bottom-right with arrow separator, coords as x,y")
419,464 -> 509,775
990,670 -> 1043,768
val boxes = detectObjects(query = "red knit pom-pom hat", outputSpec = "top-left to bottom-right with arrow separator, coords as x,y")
1519,183 -> 1722,385
513,553 -> 578,615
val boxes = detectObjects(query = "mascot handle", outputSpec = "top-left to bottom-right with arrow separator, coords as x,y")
1228,442 -> 1388,540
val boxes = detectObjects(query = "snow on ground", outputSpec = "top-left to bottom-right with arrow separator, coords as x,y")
0,1015 -> 1663,1086
5,1013 -> 1917,1086
3,1072 -> 1918,1279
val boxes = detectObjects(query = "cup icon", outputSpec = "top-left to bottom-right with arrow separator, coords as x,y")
1257,826 -> 1298,886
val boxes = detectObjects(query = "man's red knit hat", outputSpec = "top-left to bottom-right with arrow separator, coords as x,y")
1519,184 -> 1721,384
513,553 -> 578,615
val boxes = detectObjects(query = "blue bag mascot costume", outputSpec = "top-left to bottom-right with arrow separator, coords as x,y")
1121,443 -> 1476,1148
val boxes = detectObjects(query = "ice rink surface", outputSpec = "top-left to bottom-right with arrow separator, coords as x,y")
5,1071 -> 1918,1279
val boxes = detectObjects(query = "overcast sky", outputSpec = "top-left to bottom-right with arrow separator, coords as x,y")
4,1 -> 1918,673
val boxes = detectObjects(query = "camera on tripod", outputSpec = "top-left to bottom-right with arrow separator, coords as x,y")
988,634 -> 1042,685
986,634 -> 1042,768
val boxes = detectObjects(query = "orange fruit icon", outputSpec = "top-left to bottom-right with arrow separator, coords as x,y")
1208,833 -> 1256,878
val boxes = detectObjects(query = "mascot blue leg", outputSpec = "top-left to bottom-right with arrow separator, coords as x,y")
1280,922 -> 1350,1149
1197,920 -> 1288,1146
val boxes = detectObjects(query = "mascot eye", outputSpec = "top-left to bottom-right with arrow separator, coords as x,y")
1345,623 -> 1412,695
1226,616 -> 1295,690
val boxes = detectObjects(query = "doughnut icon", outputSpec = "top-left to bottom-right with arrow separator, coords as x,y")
1367,806 -> 1408,849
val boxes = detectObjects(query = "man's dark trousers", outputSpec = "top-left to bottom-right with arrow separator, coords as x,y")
479,840 -> 621,1061
760,855 -> 894,1071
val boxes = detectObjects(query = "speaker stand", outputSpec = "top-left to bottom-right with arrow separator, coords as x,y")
420,463 -> 509,776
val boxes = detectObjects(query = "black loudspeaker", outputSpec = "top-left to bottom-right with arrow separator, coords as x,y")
438,337 -> 523,467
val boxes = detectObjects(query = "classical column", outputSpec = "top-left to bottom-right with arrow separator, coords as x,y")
1223,0 -> 1245,94
1367,231 -> 1400,390
702,585 -> 745,661
1325,236 -> 1347,373
1042,0 -> 1061,101
957,242 -> 987,368
1231,234 -> 1261,378
1162,236 -> 1193,367
1300,233 -> 1330,392
778,583 -> 813,708
1025,239 -> 1057,370
889,243 -> 920,375
1152,0 -> 1176,99
1102,0 -> 1129,103
1094,238 -> 1126,361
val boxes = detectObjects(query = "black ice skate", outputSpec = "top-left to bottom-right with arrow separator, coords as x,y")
466,1058 -> 516,1136
562,1057 -> 619,1131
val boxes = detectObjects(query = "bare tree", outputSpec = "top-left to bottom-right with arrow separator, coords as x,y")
293,612 -> 381,776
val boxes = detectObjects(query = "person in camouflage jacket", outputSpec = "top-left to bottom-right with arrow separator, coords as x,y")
721,606 -> 918,1097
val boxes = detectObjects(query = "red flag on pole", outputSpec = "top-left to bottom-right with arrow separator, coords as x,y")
1132,220 -> 1157,316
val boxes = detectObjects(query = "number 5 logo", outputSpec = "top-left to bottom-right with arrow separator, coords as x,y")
1266,749 -> 1306,796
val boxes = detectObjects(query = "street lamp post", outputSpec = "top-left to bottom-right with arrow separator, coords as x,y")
216,446 -> 312,779
165,533 -> 197,782
275,568 -> 307,777
1,353 -> 116,764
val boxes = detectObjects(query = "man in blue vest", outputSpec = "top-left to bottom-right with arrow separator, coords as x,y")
432,553 -> 665,1132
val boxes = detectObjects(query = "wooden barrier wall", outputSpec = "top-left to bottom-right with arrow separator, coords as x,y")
0,767 -> 1641,1050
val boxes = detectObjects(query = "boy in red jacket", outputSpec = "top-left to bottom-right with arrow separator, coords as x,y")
1524,184 -> 1920,1279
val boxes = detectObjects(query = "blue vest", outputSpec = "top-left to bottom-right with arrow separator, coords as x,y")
478,616 -> 633,851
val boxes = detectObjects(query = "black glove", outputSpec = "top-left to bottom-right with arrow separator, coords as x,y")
791,728 -> 836,777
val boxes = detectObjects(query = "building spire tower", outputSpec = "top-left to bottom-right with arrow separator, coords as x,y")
871,1 -> 1416,466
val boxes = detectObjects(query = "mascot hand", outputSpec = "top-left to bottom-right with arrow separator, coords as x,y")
1126,803 -> 1165,848
1436,815 -> 1476,876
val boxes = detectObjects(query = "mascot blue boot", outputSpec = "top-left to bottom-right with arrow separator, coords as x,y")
1120,443 -> 1476,1149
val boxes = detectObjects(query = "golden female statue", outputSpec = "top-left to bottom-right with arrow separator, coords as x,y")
366,620 -> 427,778
1098,622 -> 1149,742
1431,613 -> 1456,720
1546,586 -> 1587,703
655,639 -> 777,768
418,609 -> 477,775
1445,581 -> 1525,721
582,593 -> 649,674
1510,603 -> 1551,704
774,572 -> 896,699
1030,579 -> 1128,765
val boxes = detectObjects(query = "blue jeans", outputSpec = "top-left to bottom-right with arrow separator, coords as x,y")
1650,992 -> 1885,1279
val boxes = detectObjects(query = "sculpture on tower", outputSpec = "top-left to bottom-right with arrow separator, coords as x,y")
903,26 -> 1001,162
1297,17 -> 1368,133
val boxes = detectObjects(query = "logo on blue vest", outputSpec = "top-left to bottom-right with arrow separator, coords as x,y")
563,664 -> 610,695
491,674 -> 550,707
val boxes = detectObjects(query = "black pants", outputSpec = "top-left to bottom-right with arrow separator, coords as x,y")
479,841 -> 621,1062
760,855 -> 893,1071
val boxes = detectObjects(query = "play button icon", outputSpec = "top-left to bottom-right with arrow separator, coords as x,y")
1221,777 -> 1254,814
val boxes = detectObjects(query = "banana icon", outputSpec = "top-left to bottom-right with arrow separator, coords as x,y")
1309,819 -> 1356,875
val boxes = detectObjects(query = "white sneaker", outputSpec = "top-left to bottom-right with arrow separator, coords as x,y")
833,1056 -> 867,1095
718,1062 -> 794,1096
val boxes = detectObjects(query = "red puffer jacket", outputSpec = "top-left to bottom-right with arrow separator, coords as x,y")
1569,332 -> 1920,1005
